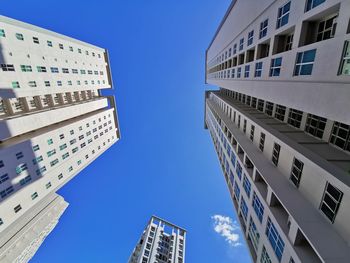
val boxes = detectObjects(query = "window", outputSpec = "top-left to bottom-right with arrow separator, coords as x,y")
31,192 -> 38,200
294,49 -> 316,76
59,143 -> 67,151
47,40 -> 53,47
16,152 -> 24,159
261,246 -> 272,263
1,64 -> 15,71
32,156 -> 43,165
36,166 -> 47,175
0,161 -> 4,168
59,43 -> 64,49
317,15 -> 337,42
231,68 -> 235,78
240,198 -> 248,221
243,175 -> 251,197
62,68 -> 69,73
290,158 -> 304,187
270,57 -> 282,76
20,65 -> 32,72
0,173 -> 9,184
50,67 -> 59,73
234,182 -> 240,201
248,218 -> 260,251
14,205 -> 22,213
250,125 -> 255,141
265,101 -> 273,116
33,37 -> 39,44
27,81 -> 36,87
69,46 -> 73,51
0,218 -> 3,226
68,166 -> 73,172
244,65 -> 250,78
274,104 -> 286,121
47,139 -> 53,145
255,62 -> 263,77
305,114 -> 326,139
237,67 -> 241,78
62,153 -> 69,160
252,192 -> 264,223
305,0 -> 325,11
44,81 -> 50,87
277,2 -> 291,29
16,33 -> 24,40
330,121 -> 350,152
260,19 -> 268,39
58,173 -> 63,180
12,81 -> 20,89
236,162 -> 242,180
50,158 -> 59,167
37,66 -> 47,73
272,143 -> 281,166
257,99 -> 264,111
288,108 -> 303,128
233,43 -> 237,54
248,30 -> 254,46
0,29 -> 5,37
320,182 -> 343,222
285,34 -> 293,51
266,217 -> 285,261
238,39 -> 245,53
57,81 -> 62,86
0,186 -> 14,198
338,40 -> 350,75
46,182 -> 52,189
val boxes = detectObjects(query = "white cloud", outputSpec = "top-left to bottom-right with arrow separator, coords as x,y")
211,214 -> 242,247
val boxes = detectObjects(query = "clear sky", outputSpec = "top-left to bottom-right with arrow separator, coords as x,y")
2,1 -> 251,262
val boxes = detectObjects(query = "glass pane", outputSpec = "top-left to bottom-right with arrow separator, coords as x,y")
303,49 -> 316,62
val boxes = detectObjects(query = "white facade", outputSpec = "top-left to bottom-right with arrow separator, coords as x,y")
205,0 -> 350,263
0,15 -> 120,261
0,193 -> 68,263
128,216 -> 186,263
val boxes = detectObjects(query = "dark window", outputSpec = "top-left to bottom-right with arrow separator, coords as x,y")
265,102 -> 274,116
277,2 -> 291,29
305,0 -> 325,12
305,114 -> 327,139
294,49 -> 316,76
260,19 -> 268,39
288,109 -> 303,128
330,122 -> 350,152
275,104 -> 286,121
272,143 -> 281,166
320,183 -> 343,223
259,133 -> 265,152
290,158 -> 304,187
250,125 -> 255,141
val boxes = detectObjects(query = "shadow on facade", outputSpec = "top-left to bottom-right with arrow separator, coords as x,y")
0,43 -> 43,206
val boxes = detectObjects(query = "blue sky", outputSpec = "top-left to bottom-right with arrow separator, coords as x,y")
2,1 -> 251,262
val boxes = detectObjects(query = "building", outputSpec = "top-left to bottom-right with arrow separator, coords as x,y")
128,216 -> 186,263
204,0 -> 350,262
0,15 -> 120,262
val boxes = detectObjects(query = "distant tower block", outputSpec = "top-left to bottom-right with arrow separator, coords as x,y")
128,216 -> 186,263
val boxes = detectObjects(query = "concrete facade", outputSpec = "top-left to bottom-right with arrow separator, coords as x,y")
0,15 -> 120,261
205,0 -> 350,262
128,216 -> 186,263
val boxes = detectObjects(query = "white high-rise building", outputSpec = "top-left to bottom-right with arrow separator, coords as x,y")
0,15 -> 120,262
205,0 -> 350,262
128,216 -> 186,263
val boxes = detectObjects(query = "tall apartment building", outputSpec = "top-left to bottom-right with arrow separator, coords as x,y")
128,216 -> 186,263
0,15 -> 120,262
205,0 -> 350,262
